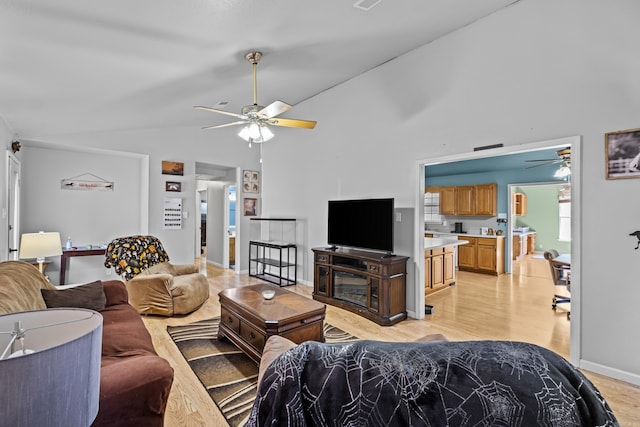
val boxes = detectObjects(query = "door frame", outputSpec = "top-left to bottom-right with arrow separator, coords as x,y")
6,151 -> 20,261
415,135 -> 581,366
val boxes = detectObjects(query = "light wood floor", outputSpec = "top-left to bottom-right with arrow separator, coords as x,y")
141,255 -> 640,426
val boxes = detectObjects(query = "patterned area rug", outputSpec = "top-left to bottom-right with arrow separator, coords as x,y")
167,317 -> 358,427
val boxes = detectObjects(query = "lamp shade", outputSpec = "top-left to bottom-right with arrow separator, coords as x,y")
19,232 -> 63,259
0,308 -> 102,426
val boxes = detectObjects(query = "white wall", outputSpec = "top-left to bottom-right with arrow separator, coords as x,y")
20,145 -> 144,284
23,126 -> 262,270
260,0 -> 640,384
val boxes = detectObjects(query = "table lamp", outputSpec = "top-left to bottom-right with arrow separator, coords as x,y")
19,231 -> 63,274
0,308 -> 102,426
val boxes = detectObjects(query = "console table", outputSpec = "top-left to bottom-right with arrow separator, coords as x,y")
60,246 -> 106,285
312,247 -> 408,326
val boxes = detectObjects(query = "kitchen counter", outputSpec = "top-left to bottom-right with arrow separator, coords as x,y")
424,237 -> 469,250
425,231 -> 506,239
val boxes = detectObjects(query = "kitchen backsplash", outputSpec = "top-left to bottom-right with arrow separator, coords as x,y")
425,216 -> 510,235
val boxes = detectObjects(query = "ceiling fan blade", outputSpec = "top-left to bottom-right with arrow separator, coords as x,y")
194,106 -> 245,119
259,100 -> 293,118
525,160 -> 561,169
202,120 -> 247,130
268,117 -> 317,129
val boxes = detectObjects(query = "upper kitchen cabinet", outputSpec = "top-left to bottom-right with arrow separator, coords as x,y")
436,183 -> 497,216
475,183 -> 497,216
439,187 -> 457,215
512,192 -> 527,216
456,186 -> 475,215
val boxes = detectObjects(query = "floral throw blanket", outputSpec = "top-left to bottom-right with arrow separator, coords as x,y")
103,235 -> 169,280
248,340 -> 618,427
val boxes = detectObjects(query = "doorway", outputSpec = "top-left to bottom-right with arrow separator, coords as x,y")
416,135 -> 581,366
508,182 -> 571,273
195,162 -> 239,272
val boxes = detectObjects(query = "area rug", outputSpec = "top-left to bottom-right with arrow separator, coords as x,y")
167,317 -> 359,427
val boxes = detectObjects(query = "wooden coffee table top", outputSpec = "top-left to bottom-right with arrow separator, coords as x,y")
218,283 -> 326,324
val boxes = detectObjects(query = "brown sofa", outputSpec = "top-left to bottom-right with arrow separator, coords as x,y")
0,260 -> 174,427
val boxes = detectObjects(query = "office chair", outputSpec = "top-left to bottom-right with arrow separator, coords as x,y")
544,249 -> 570,319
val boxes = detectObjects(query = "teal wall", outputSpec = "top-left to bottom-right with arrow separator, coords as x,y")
514,185 -> 570,254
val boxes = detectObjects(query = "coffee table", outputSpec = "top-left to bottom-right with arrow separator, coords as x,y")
218,283 -> 326,363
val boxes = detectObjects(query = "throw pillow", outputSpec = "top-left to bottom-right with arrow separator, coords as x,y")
41,281 -> 106,311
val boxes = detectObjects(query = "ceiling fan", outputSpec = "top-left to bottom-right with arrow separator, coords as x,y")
194,51 -> 317,145
525,147 -> 571,177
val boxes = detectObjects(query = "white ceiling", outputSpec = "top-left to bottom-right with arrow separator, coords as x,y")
1,0 -> 519,139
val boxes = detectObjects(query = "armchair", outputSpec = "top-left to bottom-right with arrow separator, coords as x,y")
104,235 -> 209,316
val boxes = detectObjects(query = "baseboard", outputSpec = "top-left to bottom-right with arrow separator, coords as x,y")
580,359 -> 640,387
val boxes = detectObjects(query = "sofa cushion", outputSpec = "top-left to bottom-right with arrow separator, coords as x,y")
102,280 -> 129,306
0,260 -> 56,314
100,303 -> 157,357
41,280 -> 106,311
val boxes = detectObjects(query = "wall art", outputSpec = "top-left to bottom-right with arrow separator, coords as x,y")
243,169 -> 260,193
162,160 -> 184,176
166,181 -> 181,192
605,128 -> 640,179
243,198 -> 257,216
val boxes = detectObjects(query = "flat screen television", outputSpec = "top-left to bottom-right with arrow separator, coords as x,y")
327,198 -> 394,253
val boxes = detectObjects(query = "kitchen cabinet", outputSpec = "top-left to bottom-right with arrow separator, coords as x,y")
527,233 -> 536,254
475,183 -> 498,216
513,193 -> 527,216
439,187 -> 456,215
513,232 -> 536,260
424,245 -> 456,295
458,236 -> 504,275
455,186 -> 475,215
512,234 -> 527,260
457,237 -> 477,269
437,183 -> 497,216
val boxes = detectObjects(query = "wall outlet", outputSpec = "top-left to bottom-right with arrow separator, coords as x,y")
395,212 -> 402,222
105,268 -> 111,275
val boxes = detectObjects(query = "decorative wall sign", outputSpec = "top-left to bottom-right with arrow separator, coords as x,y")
242,170 -> 260,193
243,198 -> 257,216
166,181 -> 181,192
163,197 -> 182,229
61,173 -> 114,191
162,160 -> 184,176
605,128 -> 640,179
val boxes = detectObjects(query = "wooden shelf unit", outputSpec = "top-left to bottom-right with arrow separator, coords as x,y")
312,247 -> 408,326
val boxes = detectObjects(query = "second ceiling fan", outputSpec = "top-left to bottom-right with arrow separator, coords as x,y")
195,51 -> 317,145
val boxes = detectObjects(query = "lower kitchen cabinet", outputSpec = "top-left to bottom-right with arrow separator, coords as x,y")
458,236 -> 504,275
424,246 -> 456,295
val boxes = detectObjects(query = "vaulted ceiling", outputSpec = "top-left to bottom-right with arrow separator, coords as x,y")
1,0 -> 520,139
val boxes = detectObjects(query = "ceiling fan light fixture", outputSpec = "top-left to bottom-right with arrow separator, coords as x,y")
554,165 -> 571,178
238,121 -> 274,144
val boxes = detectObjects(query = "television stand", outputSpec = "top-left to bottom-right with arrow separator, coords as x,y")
312,247 -> 408,326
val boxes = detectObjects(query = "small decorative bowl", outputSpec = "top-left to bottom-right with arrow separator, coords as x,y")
262,290 -> 276,300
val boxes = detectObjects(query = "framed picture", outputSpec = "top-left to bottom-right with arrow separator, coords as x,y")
606,128 -> 640,180
243,198 -> 257,216
162,160 -> 184,176
165,181 -> 181,192
242,169 -> 260,193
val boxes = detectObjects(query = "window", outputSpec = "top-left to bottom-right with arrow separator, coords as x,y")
558,200 -> 571,242
424,191 -> 442,224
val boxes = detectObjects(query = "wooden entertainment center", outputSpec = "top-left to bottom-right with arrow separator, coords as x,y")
312,247 -> 408,326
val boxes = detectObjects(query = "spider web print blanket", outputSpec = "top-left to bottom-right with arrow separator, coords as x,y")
247,340 -> 619,427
